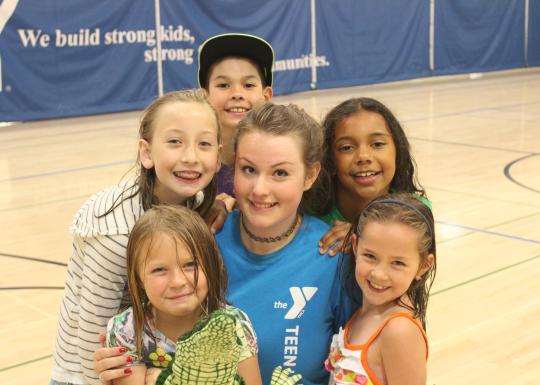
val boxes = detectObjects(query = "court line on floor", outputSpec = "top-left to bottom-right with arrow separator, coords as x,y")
1,212 -> 538,371
437,210 -> 540,244
0,252 -> 67,266
0,355 -> 52,373
432,254 -> 540,296
410,136 -> 536,155
2,255 -> 540,372
504,153 -> 540,193
436,220 -> 540,245
0,160 -> 132,183
0,194 -> 90,212
2,123 -> 536,184
403,100 -> 540,124
1,286 -> 64,290
427,185 -> 540,209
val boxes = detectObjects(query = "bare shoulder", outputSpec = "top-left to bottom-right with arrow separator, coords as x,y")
379,315 -> 425,349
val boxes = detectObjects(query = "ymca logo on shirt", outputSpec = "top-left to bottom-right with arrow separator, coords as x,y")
285,287 -> 317,319
273,286 -> 318,319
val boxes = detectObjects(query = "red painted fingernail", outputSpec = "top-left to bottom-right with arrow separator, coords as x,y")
119,347 -> 127,353
126,356 -> 133,363
124,368 -> 132,374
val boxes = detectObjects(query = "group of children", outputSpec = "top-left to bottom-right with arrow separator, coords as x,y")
49,33 -> 437,385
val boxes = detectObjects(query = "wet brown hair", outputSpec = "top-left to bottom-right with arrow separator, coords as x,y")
345,193 -> 436,328
126,205 -> 227,355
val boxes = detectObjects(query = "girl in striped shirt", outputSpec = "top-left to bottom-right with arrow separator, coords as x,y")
50,89 -> 223,385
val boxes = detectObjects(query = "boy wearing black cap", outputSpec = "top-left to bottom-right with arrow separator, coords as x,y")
198,33 -> 274,195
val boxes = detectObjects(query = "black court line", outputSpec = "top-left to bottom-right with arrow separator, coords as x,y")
0,253 -> 66,291
0,159 -> 132,183
437,210 -> 540,244
0,286 -> 64,290
432,254 -> 540,296
504,153 -> 540,193
402,100 -> 540,123
0,194 -> 89,213
0,116 -> 137,145
0,355 -> 53,372
0,252 -> 67,266
410,136 -> 536,155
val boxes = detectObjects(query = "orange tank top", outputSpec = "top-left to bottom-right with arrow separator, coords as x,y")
325,311 -> 428,385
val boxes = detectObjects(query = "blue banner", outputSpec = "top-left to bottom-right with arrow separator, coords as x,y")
159,0 -> 312,95
0,0 -> 538,122
529,0 -> 540,66
0,0 -> 157,121
434,0 -> 525,75
316,0 -> 430,89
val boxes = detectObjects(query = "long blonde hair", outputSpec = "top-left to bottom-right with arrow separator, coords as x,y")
103,89 -> 220,218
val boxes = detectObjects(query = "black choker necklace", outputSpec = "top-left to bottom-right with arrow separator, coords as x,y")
241,214 -> 300,243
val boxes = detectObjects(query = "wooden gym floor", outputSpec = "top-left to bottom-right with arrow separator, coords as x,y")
1,68 -> 539,385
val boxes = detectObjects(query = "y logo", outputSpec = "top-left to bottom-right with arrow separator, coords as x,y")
284,287 -> 318,319
0,0 -> 20,92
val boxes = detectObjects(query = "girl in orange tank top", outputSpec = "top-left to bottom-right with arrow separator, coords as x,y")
325,193 -> 436,385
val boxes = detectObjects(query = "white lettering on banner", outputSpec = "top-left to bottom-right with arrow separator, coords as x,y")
144,47 -> 194,64
0,0 -> 20,92
56,29 -> 100,47
13,25 -> 196,66
103,26 -> 194,47
283,325 -> 300,367
17,29 -> 50,47
274,54 -> 330,72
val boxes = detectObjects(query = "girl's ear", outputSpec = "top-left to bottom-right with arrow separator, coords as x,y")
303,162 -> 321,191
351,233 -> 358,257
139,139 -> 154,169
416,253 -> 434,280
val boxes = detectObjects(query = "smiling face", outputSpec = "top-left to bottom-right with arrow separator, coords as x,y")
139,101 -> 221,205
352,220 -> 431,310
234,131 -> 319,238
140,233 -> 208,326
333,110 -> 397,215
205,58 -> 272,150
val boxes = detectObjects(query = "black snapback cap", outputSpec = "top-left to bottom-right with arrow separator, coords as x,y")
198,33 -> 274,88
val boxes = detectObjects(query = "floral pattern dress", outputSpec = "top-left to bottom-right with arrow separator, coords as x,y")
106,305 -> 258,369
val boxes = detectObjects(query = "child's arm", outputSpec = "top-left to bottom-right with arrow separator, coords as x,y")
205,193 -> 236,234
73,235 -> 128,384
237,356 -> 263,385
318,220 -> 352,256
379,317 -> 428,385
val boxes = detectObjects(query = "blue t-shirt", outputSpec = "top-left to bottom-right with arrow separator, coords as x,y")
216,211 -> 355,385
